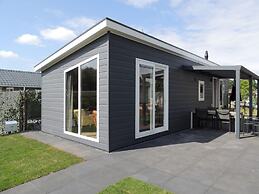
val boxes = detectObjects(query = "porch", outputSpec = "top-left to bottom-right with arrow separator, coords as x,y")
186,65 -> 259,139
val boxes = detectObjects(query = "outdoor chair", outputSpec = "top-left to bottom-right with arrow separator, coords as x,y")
253,118 -> 259,135
243,116 -> 254,135
195,108 -> 210,128
216,109 -> 231,132
207,107 -> 217,129
243,116 -> 259,135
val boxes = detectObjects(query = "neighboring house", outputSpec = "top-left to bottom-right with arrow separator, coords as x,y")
0,69 -> 41,92
34,18 -> 259,152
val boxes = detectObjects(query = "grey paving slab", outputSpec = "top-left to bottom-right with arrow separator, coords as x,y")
212,171 -> 259,194
164,176 -> 210,194
3,129 -> 259,194
76,166 -> 128,189
49,181 -> 99,194
178,165 -> 224,186
132,167 -> 174,187
205,186 -> 236,194
61,160 -> 104,179
1,182 -> 44,194
30,169 -> 76,193
107,158 -> 148,174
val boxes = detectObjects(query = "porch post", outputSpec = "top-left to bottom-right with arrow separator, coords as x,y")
235,70 -> 240,139
249,77 -> 253,117
257,80 -> 259,117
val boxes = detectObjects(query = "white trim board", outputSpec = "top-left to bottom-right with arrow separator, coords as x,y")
35,18 -> 219,72
63,54 -> 100,143
198,80 -> 205,102
135,58 -> 169,139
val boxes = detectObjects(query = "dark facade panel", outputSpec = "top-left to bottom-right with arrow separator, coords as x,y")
41,35 -> 109,151
109,33 -> 212,151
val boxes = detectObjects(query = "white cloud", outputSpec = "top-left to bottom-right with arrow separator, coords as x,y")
124,0 -> 159,8
0,50 -> 18,58
16,34 -> 42,46
169,0 -> 183,8
66,17 -> 98,29
153,0 -> 259,74
40,26 -> 76,41
151,28 -> 186,48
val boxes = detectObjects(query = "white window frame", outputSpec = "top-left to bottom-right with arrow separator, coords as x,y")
135,58 -> 169,139
198,80 -> 205,101
219,79 -> 225,108
63,54 -> 99,142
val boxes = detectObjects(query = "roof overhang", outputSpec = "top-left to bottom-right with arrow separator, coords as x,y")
34,18 -> 219,72
185,65 -> 259,80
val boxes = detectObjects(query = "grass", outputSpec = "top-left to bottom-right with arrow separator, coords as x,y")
0,134 -> 83,191
241,107 -> 257,117
98,177 -> 173,194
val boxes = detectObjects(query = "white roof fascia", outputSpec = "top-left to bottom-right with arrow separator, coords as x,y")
34,19 -> 108,72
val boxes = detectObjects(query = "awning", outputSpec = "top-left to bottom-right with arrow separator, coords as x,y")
184,64 -> 259,139
184,65 -> 259,80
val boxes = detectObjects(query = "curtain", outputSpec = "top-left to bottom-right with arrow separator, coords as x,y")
66,73 -> 73,131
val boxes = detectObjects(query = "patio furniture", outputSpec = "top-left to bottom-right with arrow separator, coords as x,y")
243,116 -> 254,135
195,108 -> 211,128
253,118 -> 259,135
216,109 -> 231,132
207,108 -> 217,129
243,116 -> 259,135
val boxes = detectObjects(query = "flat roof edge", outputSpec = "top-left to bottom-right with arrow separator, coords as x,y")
35,18 -> 221,72
185,65 -> 259,79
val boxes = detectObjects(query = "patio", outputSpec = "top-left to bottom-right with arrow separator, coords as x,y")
187,65 -> 259,139
2,129 -> 259,194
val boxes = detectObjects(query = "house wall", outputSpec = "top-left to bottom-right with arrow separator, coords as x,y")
109,33 -> 212,151
41,34 -> 109,151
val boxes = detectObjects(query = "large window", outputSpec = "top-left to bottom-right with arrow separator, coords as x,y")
64,55 -> 99,142
65,67 -> 78,134
136,58 -> 168,139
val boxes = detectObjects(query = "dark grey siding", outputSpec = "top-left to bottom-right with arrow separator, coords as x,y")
109,33 -> 212,151
41,35 -> 109,151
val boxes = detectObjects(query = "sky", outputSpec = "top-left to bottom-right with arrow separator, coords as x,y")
0,0 -> 259,73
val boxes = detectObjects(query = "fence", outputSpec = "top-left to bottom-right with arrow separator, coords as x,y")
0,89 -> 41,133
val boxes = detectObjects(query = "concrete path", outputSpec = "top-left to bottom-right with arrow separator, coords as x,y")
2,129 -> 259,194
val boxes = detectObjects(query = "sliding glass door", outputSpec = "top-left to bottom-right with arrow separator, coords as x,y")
155,68 -> 165,128
64,55 -> 99,142
65,67 -> 78,134
80,58 -> 97,139
139,65 -> 153,133
136,58 -> 168,138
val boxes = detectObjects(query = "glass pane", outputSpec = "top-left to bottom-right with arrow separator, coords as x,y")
200,83 -> 204,99
80,59 -> 97,139
220,81 -> 223,106
155,68 -> 164,128
139,65 -> 153,132
65,68 -> 78,133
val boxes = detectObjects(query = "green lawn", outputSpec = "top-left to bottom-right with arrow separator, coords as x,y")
98,177 -> 173,194
0,134 -> 83,191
